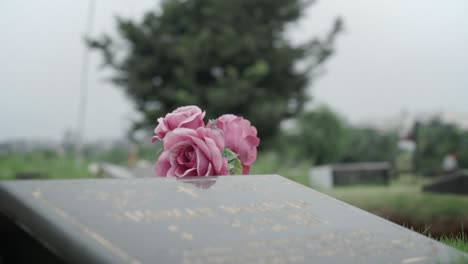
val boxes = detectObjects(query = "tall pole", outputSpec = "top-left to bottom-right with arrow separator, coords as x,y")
412,120 -> 420,174
76,0 -> 97,165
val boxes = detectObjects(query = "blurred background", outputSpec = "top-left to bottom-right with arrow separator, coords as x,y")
1,0 -> 467,247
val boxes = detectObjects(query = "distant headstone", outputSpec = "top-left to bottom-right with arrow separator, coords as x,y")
15,172 -> 47,180
97,162 -> 154,179
423,171 -> 468,195
131,164 -> 154,178
0,175 -> 466,264
310,162 -> 391,188
97,162 -> 135,179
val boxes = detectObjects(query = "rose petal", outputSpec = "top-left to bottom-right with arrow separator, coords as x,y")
181,167 -> 197,177
155,151 -> 171,177
152,106 -> 205,141
205,137 -> 223,173
163,128 -> 197,150
213,114 -> 260,174
190,136 -> 212,159
195,148 -> 209,176
242,165 -> 250,175
204,163 -> 213,176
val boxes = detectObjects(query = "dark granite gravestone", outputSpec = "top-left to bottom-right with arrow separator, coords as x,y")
423,171 -> 468,195
0,175 -> 466,264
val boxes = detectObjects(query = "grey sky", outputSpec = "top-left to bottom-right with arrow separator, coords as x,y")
1,0 -> 467,141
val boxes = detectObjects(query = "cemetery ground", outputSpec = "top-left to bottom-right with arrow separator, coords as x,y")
1,150 -> 467,253
0,152 -> 93,179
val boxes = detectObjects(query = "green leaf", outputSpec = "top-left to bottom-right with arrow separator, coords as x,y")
154,140 -> 164,158
223,148 -> 243,175
209,119 -> 218,130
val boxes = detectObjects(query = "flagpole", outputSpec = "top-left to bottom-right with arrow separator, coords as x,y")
76,0 -> 97,165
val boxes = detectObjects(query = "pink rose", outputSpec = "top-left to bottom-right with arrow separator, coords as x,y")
209,114 -> 260,174
152,106 -> 205,142
155,127 -> 229,177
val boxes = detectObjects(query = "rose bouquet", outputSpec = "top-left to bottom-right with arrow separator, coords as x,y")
152,106 -> 260,177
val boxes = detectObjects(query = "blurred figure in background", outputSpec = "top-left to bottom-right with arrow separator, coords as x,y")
442,152 -> 458,175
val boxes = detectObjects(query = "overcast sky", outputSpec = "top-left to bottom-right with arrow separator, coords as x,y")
1,0 -> 467,142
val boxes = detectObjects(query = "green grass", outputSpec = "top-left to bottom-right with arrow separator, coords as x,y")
250,151 -> 311,186
440,235 -> 468,264
324,184 -> 468,224
318,175 -> 468,242
441,234 -> 468,253
0,152 -> 92,180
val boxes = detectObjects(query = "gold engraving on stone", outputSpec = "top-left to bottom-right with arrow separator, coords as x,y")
77,189 -> 158,209
288,211 -> 330,226
109,211 -> 125,222
168,225 -> 179,232
430,245 -> 439,256
185,208 -> 197,217
286,201 -> 302,209
177,186 -> 199,198
218,200 -> 310,215
115,200 -> 323,227
166,209 -> 183,219
31,187 -> 142,264
124,211 -> 144,223
230,218 -> 241,228
219,204 -> 240,214
119,207 -> 218,223
402,256 -> 429,263
271,224 -> 287,232
176,230 -> 429,263
196,208 -> 216,217
181,232 -> 194,241
32,189 -> 41,198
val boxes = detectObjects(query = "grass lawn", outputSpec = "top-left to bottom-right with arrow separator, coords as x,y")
321,176 -> 468,239
0,152 -> 92,180
441,236 -> 468,263
251,151 -> 311,186
325,184 -> 468,225
441,234 -> 468,253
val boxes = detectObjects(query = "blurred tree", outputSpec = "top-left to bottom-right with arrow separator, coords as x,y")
296,106 -> 349,165
340,127 -> 398,164
458,130 -> 468,169
413,118 -> 466,174
89,0 -> 342,140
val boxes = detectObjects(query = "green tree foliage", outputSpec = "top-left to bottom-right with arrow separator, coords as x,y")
89,0 -> 342,140
459,131 -> 468,169
340,127 -> 399,164
296,106 -> 349,165
414,118 -> 468,173
274,107 -> 399,165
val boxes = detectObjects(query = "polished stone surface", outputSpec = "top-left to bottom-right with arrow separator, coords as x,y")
0,175 -> 466,264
